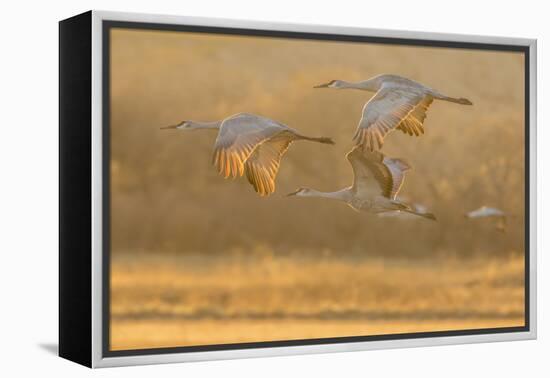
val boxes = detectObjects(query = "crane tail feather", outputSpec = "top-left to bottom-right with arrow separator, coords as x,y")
440,96 -> 473,105
298,135 -> 335,145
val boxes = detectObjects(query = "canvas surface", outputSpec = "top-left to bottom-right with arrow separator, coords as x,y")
107,27 -> 526,351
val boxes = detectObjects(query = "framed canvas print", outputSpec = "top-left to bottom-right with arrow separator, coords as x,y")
59,10 -> 537,368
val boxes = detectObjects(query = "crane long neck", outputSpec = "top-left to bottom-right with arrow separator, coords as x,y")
188,120 -> 222,130
305,188 -> 351,202
339,79 -> 379,92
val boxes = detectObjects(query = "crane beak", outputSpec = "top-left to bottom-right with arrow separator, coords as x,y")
160,124 -> 179,130
313,82 -> 330,88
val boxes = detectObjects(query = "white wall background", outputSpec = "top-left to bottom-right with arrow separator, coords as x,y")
0,0 -> 546,376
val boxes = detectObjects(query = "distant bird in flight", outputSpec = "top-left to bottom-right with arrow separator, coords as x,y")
466,206 -> 508,232
161,113 -> 334,196
314,74 -> 473,151
287,146 -> 436,220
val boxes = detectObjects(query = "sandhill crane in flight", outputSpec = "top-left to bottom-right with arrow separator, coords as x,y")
466,206 -> 508,232
314,74 -> 473,151
287,146 -> 436,220
161,112 -> 334,196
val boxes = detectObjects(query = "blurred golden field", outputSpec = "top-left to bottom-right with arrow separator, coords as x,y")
111,251 -> 524,350
108,27 -> 526,350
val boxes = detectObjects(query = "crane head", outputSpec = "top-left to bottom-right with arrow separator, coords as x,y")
313,79 -> 342,88
286,187 -> 312,197
160,120 -> 190,130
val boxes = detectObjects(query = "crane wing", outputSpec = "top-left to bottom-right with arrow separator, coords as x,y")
346,147 -> 411,199
212,114 -> 288,178
383,155 -> 412,199
353,87 -> 432,151
396,95 -> 433,136
244,133 -> 294,196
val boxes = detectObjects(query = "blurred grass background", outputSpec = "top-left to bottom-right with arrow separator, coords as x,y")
109,28 -> 525,350
111,252 -> 524,350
